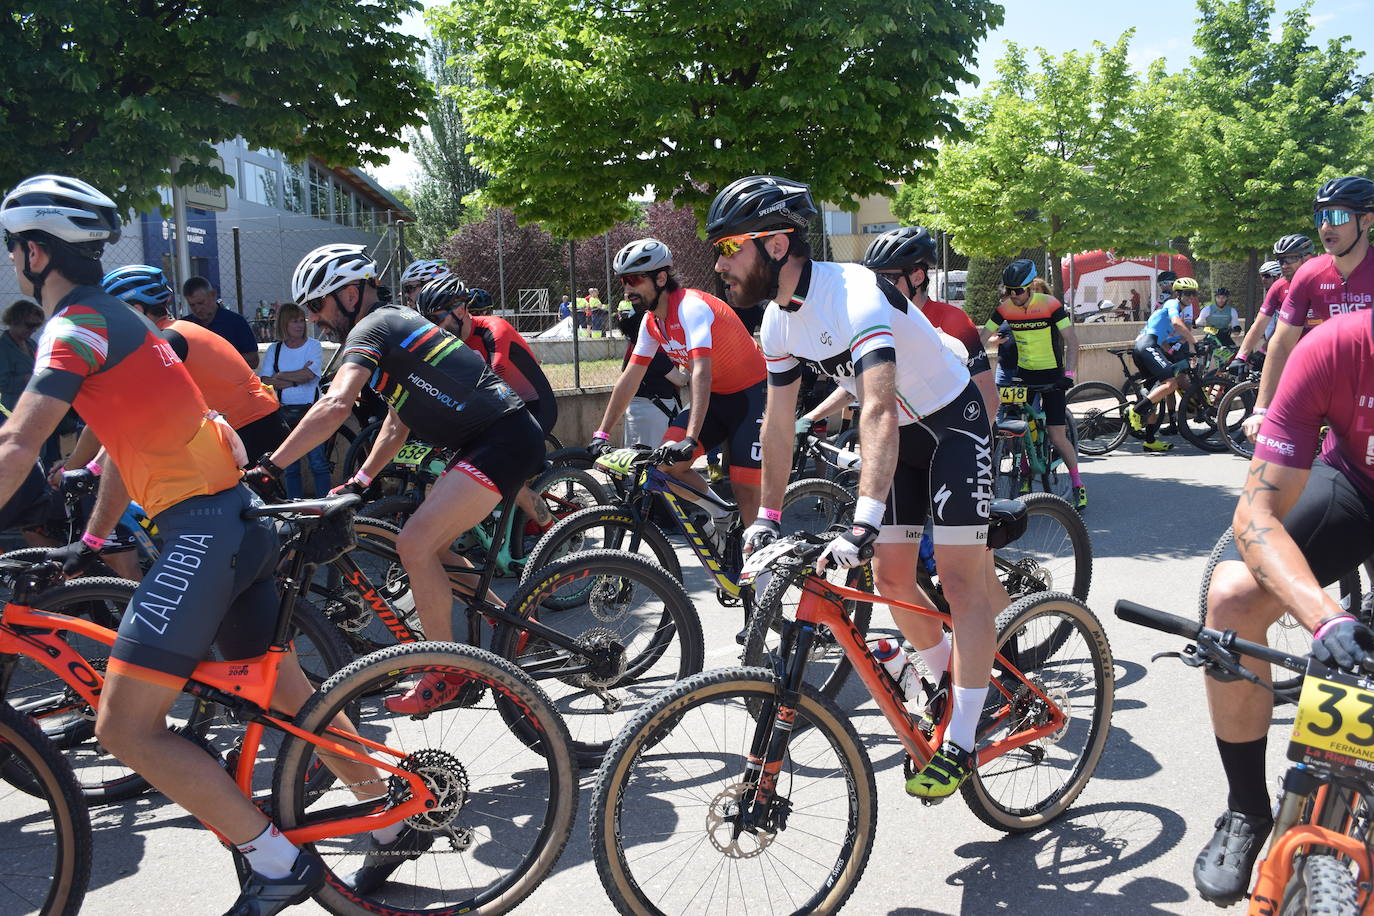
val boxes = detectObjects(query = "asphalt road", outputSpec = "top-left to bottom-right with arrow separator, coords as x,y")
4,438 -> 1311,915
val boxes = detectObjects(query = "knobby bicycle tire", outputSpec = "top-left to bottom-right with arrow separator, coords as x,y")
0,700 -> 92,916
512,465 -> 609,564
997,492 -> 1093,603
492,549 -> 704,768
780,476 -> 855,539
1066,382 -> 1129,456
589,667 -> 877,916
273,642 -> 577,916
1217,379 -> 1260,459
992,435 -> 1029,500
521,506 -> 682,611
1278,854 -> 1361,916
1198,527 -> 1368,699
1179,372 -> 1235,453
961,592 -> 1114,832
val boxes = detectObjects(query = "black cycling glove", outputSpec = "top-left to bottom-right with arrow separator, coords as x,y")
46,539 -> 102,577
656,437 -> 697,464
1312,617 -> 1374,673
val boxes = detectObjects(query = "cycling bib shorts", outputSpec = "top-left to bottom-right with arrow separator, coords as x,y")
664,380 -> 766,487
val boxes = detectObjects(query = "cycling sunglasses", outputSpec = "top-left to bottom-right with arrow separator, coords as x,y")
712,228 -> 794,258
618,273 -> 653,286
1004,285 -> 1029,296
1313,208 -> 1354,228
1278,254 -> 1305,265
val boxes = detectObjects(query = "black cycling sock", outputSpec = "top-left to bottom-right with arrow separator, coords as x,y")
1216,736 -> 1270,818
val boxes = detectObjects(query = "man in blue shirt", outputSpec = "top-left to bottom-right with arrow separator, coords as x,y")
182,276 -> 260,369
1127,277 -> 1201,450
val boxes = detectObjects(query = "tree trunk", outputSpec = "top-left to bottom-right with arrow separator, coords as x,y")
1245,247 -> 1259,323
1049,250 -> 1067,317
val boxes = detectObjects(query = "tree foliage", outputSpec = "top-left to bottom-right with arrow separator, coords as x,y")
1181,0 -> 1371,265
0,0 -> 431,214
438,208 -> 561,306
408,37 -> 490,256
430,0 -> 1002,238
894,33 -> 1183,296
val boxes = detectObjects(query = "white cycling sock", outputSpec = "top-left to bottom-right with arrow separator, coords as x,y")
946,685 -> 988,756
237,823 -> 299,879
913,634 -> 952,681
372,819 -> 405,845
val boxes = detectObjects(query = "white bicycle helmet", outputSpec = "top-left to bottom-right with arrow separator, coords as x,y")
1,174 -> 121,252
613,239 -> 673,276
399,258 -> 451,287
292,244 -> 376,305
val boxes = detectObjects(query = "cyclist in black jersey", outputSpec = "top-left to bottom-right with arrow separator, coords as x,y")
247,244 -> 544,716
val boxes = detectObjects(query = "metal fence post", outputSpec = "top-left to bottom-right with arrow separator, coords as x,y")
604,233 -> 611,302
232,226 -> 244,314
496,210 -> 506,311
570,240 -> 580,388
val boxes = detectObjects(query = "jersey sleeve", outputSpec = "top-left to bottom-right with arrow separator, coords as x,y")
227,313 -> 258,355
1278,263 -> 1316,327
760,305 -> 801,386
162,327 -> 191,362
845,273 -> 898,373
1253,324 -> 1333,469
340,310 -> 392,371
936,305 -> 989,376
27,306 -> 111,403
677,295 -> 714,358
1197,306 -> 1214,326
628,315 -> 660,365
1051,304 -> 1071,330
1259,279 -> 1286,318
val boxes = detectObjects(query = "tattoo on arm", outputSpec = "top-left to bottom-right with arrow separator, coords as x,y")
1241,461 -> 1281,506
1234,519 -> 1272,554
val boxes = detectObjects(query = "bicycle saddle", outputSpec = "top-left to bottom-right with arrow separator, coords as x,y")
1108,346 -> 1134,356
986,498 -> 1029,549
995,418 -> 1029,437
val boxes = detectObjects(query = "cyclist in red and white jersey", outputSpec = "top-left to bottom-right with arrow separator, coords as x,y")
1197,306 -> 1374,904
1234,237 -> 1314,367
1246,176 -> 1374,437
590,237 -> 767,526
712,175 -> 1005,802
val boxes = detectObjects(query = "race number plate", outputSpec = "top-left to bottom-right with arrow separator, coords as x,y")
999,386 -> 1029,405
1287,659 -> 1374,776
393,443 -> 434,467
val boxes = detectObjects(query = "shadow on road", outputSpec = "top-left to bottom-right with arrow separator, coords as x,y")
1078,461 -> 1237,562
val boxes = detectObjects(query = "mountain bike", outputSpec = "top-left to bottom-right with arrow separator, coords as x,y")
1116,600 -> 1374,915
742,492 -> 1093,703
1214,355 -> 1266,459
992,380 -> 1078,500
590,533 -> 1112,914
0,699 -> 91,916
0,494 -> 578,915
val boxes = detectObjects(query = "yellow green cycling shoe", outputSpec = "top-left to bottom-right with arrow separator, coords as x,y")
1127,406 -> 1146,433
905,741 -> 973,801
1142,438 -> 1174,452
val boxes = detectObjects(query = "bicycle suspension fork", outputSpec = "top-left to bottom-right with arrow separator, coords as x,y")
743,619 -> 816,831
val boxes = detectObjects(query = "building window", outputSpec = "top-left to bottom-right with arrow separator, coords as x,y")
283,162 -> 305,213
862,222 -> 898,234
823,211 -> 855,235
309,167 -> 330,219
332,184 -> 349,225
241,161 -> 279,207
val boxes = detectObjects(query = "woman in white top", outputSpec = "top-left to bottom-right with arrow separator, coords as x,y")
258,302 -> 330,497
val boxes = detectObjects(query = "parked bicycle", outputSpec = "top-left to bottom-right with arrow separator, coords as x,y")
1116,599 -> 1374,915
590,531 -> 1113,914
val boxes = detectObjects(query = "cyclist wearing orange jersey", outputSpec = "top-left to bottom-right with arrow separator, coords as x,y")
101,264 -> 287,459
0,174 -> 375,914
590,238 -> 767,526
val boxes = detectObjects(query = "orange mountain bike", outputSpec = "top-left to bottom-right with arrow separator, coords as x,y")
589,531 -> 1113,914
0,494 -> 576,916
1117,600 -> 1374,916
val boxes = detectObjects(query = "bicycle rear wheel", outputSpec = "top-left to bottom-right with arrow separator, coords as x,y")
1179,372 -> 1233,453
1065,381 -> 1128,455
509,465 -> 608,564
589,667 -> 877,916
521,506 -> 681,610
491,549 -> 704,767
961,592 -> 1113,832
0,700 -> 91,916
780,476 -> 854,537
996,493 -> 1093,603
273,642 -> 576,916
1217,379 -> 1259,459
992,434 -> 1029,499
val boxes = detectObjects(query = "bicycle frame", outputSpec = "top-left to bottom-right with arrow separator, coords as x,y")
619,464 -> 742,598
744,571 -> 1069,823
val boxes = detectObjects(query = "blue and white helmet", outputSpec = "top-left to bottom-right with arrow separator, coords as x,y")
102,264 -> 175,312
400,259 -> 451,288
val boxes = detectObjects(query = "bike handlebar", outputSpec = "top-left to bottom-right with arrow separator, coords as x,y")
1114,599 -> 1307,675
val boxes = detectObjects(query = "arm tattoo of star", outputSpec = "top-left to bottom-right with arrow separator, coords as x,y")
1235,519 -> 1272,555
1241,461 -> 1281,506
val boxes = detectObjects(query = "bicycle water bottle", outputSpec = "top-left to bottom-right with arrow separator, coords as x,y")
833,446 -> 862,470
871,638 -> 919,701
918,529 -> 937,576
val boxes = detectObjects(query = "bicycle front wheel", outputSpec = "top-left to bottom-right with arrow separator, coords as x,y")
590,667 -> 877,916
0,701 -> 92,916
521,505 -> 682,606
1279,854 -> 1361,916
1065,382 -> 1128,455
961,592 -> 1114,833
274,642 -> 577,916
1217,379 -> 1259,459
492,549 -> 704,767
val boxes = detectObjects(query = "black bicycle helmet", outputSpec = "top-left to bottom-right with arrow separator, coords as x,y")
1313,176 -> 1374,213
1001,258 -> 1038,288
1156,270 -> 1178,284
1273,234 -> 1314,257
862,226 -> 938,272
416,274 -> 469,316
705,175 -> 816,242
1214,287 -> 1230,296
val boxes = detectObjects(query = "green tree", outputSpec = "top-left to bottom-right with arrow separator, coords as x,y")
430,0 -> 1002,238
894,33 -> 1183,298
408,37 -> 490,256
0,1 -> 431,213
1181,0 -> 1371,315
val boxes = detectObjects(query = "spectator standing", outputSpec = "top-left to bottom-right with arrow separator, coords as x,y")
0,299 -> 43,410
579,287 -> 603,337
1129,288 -> 1142,320
182,276 -> 260,368
258,303 -> 330,498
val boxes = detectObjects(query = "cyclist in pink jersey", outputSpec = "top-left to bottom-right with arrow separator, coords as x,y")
1246,177 -> 1374,440
591,238 -> 768,526
1196,307 -> 1374,904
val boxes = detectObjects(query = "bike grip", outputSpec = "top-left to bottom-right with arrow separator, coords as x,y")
1114,600 -> 1201,640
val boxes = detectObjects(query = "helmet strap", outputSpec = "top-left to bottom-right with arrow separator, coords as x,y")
338,280 -> 367,328
754,237 -> 788,304
1335,216 -> 1369,259
18,240 -> 54,308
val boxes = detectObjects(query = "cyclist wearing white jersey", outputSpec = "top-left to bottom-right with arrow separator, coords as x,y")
716,175 -> 1004,800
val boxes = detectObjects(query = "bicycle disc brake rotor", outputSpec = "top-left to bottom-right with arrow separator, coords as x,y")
388,748 -> 470,834
705,783 -> 774,858
569,626 -> 626,691
589,575 -> 635,622
1015,675 -> 1072,746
